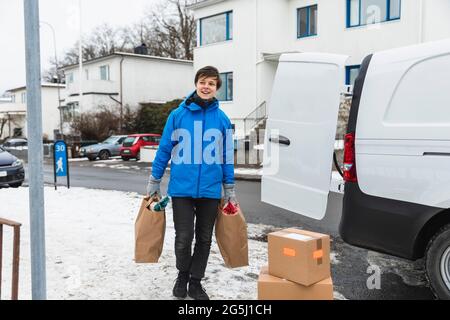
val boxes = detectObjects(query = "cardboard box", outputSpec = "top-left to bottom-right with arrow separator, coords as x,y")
268,228 -> 330,286
258,266 -> 333,300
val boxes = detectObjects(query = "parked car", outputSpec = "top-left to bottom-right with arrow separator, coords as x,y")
80,135 -> 127,161
0,146 -> 25,188
2,138 -> 28,150
262,39 -> 450,299
120,134 -> 161,161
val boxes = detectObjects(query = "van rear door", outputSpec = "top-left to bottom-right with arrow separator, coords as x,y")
261,53 -> 348,220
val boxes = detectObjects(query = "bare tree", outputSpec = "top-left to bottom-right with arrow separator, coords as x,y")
50,0 -> 196,74
147,0 -> 196,60
0,117 -> 7,140
42,56 -> 64,83
58,23 -> 134,67
70,105 -> 121,141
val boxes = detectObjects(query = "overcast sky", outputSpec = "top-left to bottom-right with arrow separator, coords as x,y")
0,0 -> 161,94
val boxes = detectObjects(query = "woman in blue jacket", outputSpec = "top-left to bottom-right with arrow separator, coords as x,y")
146,66 -> 236,300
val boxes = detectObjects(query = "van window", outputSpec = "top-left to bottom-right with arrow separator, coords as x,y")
385,54 -> 450,124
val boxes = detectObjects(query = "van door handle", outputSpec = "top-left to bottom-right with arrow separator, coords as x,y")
269,135 -> 291,146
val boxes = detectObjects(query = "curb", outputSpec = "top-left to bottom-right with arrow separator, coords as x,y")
234,175 -> 261,182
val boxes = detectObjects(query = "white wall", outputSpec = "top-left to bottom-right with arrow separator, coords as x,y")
193,0 -> 258,122
423,0 -> 450,43
64,55 -> 194,113
41,86 -> 63,138
192,0 -> 450,131
286,0 -> 432,65
64,56 -> 121,113
121,56 -> 193,107
0,86 -> 64,139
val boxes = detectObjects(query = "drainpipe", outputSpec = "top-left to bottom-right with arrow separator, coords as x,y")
119,56 -> 125,133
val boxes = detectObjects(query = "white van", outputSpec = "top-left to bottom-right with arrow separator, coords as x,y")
262,39 -> 450,299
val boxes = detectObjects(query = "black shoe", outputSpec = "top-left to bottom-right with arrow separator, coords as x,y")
188,279 -> 209,300
173,272 -> 189,299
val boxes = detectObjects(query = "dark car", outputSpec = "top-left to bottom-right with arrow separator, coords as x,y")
0,146 -> 25,188
2,138 -> 28,150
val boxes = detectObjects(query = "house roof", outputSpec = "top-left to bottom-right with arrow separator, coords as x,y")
187,0 -> 229,10
6,83 -> 66,93
61,52 -> 193,71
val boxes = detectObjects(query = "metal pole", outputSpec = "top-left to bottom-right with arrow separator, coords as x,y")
66,142 -> 70,189
78,0 -> 83,115
24,0 -> 47,300
53,144 -> 57,190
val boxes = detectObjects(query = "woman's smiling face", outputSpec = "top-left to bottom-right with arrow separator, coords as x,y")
196,76 -> 218,100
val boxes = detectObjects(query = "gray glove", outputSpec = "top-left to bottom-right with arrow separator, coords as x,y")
223,184 -> 237,204
146,175 -> 161,197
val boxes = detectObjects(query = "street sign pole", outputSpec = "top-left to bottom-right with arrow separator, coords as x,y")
53,145 -> 57,191
66,146 -> 70,189
23,0 -> 47,300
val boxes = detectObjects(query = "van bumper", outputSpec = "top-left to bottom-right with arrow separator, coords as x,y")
340,182 -> 442,260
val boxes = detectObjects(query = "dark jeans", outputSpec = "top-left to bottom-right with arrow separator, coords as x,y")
172,197 -> 220,280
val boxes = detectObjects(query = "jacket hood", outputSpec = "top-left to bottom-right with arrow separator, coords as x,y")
181,91 -> 219,112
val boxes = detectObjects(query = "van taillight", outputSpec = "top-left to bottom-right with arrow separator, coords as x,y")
343,132 -> 357,183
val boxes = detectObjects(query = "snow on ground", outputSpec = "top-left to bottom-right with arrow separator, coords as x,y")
69,157 -> 89,162
0,187 -> 345,300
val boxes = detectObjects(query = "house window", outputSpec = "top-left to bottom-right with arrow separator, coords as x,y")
67,73 -> 74,84
62,102 -> 80,122
200,11 -> 233,46
100,65 -> 110,81
11,95 -> 16,103
217,72 -> 233,101
347,0 -> 401,28
21,92 -> 27,103
346,65 -> 361,86
297,5 -> 318,38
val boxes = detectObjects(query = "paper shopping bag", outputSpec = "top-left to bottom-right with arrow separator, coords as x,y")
134,196 -> 166,263
215,200 -> 249,268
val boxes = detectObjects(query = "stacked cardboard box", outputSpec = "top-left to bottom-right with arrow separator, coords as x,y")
258,228 -> 333,300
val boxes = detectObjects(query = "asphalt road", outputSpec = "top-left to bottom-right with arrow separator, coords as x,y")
19,158 -> 435,300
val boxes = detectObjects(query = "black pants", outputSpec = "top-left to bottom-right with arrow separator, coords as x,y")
172,197 -> 220,280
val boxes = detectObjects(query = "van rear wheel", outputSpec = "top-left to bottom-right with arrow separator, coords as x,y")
426,224 -> 450,300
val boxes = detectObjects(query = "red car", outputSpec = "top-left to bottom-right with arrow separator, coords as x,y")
120,134 -> 161,161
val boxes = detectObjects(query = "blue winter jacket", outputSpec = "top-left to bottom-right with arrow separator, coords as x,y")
151,92 -> 235,199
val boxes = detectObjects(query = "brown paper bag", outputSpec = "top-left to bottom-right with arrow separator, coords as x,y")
134,196 -> 166,263
215,201 -> 249,268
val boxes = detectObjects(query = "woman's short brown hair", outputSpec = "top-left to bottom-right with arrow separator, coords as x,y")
195,66 -> 222,90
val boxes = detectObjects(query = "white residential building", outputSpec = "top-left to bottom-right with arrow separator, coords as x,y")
189,0 -> 450,134
61,52 -> 194,127
0,83 -> 65,140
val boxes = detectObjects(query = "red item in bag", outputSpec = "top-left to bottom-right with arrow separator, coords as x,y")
223,201 -> 239,215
